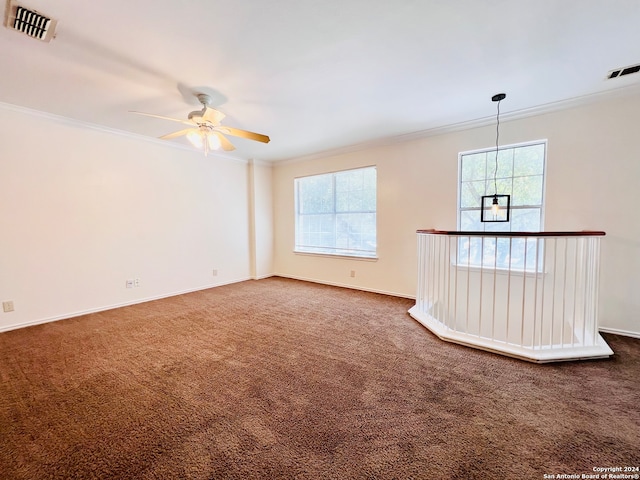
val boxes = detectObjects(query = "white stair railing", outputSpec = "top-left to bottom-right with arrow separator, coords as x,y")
409,229 -> 613,362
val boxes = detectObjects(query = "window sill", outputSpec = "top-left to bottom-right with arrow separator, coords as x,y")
450,262 -> 544,277
294,251 -> 379,261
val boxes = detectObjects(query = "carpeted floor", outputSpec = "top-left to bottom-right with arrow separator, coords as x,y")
0,277 -> 638,479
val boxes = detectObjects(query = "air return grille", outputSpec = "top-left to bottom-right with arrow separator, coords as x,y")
608,63 -> 640,79
3,1 -> 57,42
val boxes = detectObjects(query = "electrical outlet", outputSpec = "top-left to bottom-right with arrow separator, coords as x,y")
350,270 -> 356,278
125,279 -> 134,289
212,269 -> 218,276
134,278 -> 140,287
3,301 -> 14,313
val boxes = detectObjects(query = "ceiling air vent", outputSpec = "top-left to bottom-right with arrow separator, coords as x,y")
3,0 -> 57,42
608,63 -> 640,79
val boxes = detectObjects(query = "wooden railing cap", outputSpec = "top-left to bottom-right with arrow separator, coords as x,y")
417,229 -> 606,237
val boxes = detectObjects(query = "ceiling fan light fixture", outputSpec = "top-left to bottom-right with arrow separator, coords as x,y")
131,91 -> 270,156
207,133 -> 221,150
187,126 -> 221,155
186,130 -> 204,149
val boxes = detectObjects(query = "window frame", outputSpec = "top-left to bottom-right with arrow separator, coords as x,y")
294,165 -> 377,259
456,140 -> 548,272
457,139 -> 547,233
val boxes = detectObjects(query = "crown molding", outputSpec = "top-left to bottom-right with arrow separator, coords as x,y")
274,82 -> 640,166
0,101 -> 248,164
3,80 -> 640,168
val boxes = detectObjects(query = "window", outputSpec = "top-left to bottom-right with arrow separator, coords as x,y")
295,166 -> 376,258
458,141 -> 546,270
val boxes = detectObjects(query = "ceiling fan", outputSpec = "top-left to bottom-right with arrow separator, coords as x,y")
131,93 -> 270,155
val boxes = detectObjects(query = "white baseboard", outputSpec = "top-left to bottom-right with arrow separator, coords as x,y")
12,275 -> 633,341
0,277 -> 252,333
272,273 -> 415,300
599,327 -> 640,339
252,273 -> 275,280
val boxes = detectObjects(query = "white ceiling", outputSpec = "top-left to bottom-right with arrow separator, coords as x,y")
1,0 -> 639,162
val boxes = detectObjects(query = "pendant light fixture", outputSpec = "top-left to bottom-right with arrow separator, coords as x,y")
481,93 -> 511,222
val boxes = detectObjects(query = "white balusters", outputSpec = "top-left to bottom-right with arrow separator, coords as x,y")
408,230 -> 613,362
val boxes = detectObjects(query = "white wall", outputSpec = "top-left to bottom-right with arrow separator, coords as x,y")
3,89 -> 638,338
0,105 -> 253,331
272,90 -> 640,336
248,160 -> 274,279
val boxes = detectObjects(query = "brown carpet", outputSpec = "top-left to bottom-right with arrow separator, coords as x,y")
0,277 -> 638,480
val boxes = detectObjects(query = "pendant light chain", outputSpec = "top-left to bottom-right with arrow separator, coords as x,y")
493,97 -> 501,196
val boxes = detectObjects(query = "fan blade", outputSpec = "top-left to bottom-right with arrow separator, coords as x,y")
202,107 -> 225,126
216,126 -> 270,143
159,128 -> 196,140
130,111 -> 194,127
214,131 -> 236,151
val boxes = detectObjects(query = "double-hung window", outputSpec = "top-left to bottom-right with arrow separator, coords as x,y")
295,166 -> 377,258
458,141 -> 546,271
